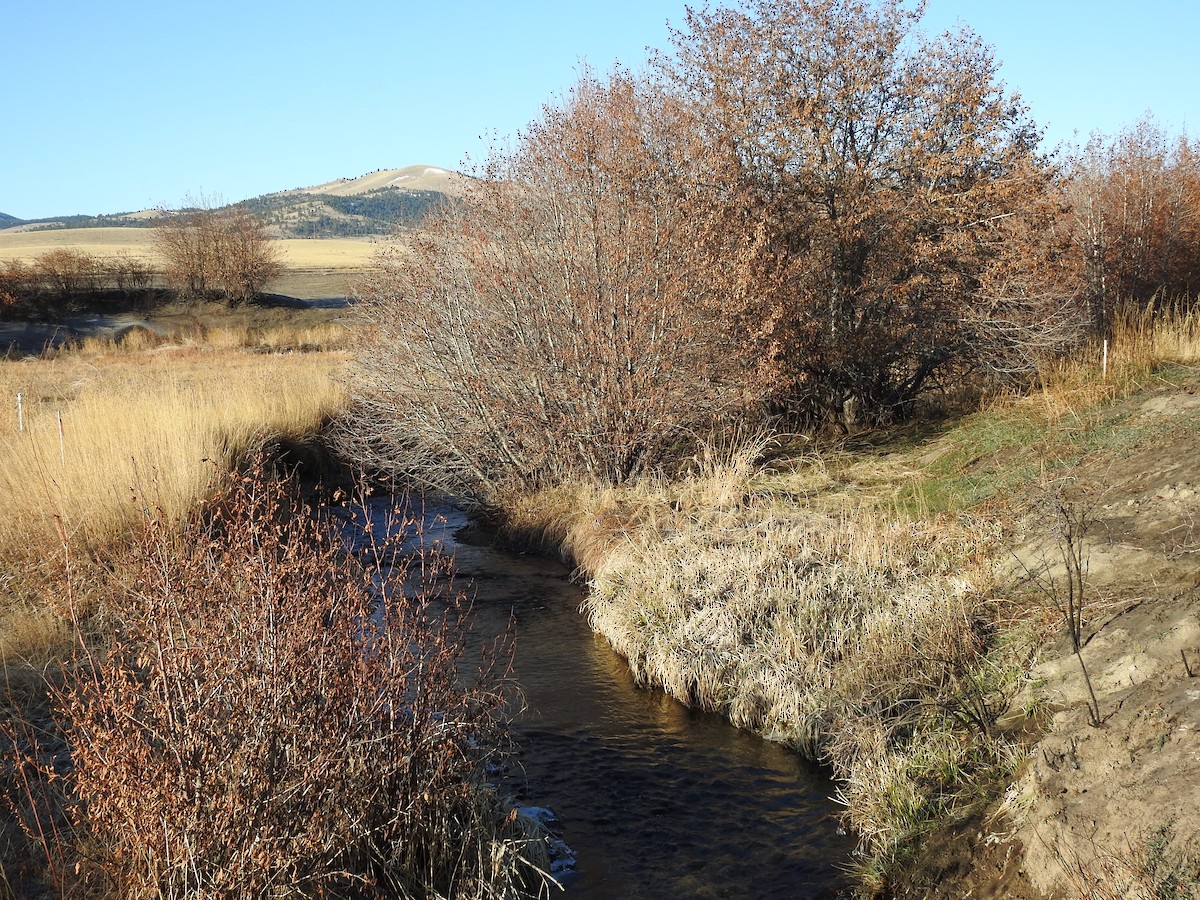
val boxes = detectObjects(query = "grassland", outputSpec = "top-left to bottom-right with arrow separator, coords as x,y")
0,320 -> 351,681
0,227 -> 383,300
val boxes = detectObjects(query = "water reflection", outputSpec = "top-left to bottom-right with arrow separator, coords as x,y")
347,496 -> 854,898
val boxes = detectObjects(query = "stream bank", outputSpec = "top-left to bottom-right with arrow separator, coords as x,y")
490,372 -> 1200,898
345,496 -> 856,897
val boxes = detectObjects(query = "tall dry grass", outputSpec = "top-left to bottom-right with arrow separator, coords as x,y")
1024,301 -> 1200,420
0,341 -> 349,682
0,347 -> 346,558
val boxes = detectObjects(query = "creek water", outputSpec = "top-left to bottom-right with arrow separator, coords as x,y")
347,496 -> 855,898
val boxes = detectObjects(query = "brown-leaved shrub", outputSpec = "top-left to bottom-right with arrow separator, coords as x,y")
40,470 -> 539,898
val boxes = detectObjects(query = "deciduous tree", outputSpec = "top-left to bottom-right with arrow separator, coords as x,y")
660,0 -> 1082,425
154,204 -> 282,304
1066,117 -> 1200,332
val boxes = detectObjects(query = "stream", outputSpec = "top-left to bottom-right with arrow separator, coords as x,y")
348,496 -> 855,898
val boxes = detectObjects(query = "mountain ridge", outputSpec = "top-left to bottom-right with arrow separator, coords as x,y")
1,166 -> 467,238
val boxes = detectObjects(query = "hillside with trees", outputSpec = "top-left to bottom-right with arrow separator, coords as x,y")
238,187 -> 446,238
0,167 -> 461,240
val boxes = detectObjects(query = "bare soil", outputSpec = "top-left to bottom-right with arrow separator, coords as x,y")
892,377 -> 1200,898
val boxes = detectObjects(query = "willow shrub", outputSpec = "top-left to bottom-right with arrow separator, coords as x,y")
341,70 -> 744,506
27,468 -> 544,898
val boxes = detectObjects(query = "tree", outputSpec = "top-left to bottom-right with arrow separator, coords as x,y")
212,208 -> 285,304
659,0 -> 1082,425
1067,117 -> 1200,332
33,248 -> 100,300
154,204 -> 282,304
343,69 -> 743,503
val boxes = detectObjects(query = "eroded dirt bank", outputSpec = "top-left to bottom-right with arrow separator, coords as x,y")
894,383 -> 1200,898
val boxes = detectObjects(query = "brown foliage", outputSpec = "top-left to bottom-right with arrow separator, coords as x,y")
0,260 -> 32,313
102,251 -> 153,296
15,470 -> 534,898
1067,117 -> 1200,331
345,69 -> 745,503
33,248 -> 100,300
155,205 -> 283,304
659,0 -> 1083,424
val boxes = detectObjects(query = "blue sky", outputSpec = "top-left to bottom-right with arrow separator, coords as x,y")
3,1 -> 1195,219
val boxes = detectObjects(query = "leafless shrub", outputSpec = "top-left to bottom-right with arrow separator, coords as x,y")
102,251 -> 153,297
342,69 -> 745,505
0,260 -> 36,308
1021,489 -> 1104,727
33,248 -> 100,301
155,203 -> 282,304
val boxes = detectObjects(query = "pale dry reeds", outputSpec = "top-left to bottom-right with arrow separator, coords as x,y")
0,347 -> 347,562
506,442 -> 1005,876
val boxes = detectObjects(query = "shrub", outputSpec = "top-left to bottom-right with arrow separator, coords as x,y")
155,205 -> 283,304
659,0 -> 1084,425
33,248 -> 99,300
343,70 -> 745,505
41,470 -> 539,898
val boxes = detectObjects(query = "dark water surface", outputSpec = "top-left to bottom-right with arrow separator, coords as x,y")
351,497 -> 854,898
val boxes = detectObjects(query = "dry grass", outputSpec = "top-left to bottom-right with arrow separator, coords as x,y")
0,338 -> 350,684
501,304 -> 1200,889
1026,302 -> 1200,415
0,228 -> 159,263
0,227 -> 381,270
0,347 -> 347,557
1054,821 -> 1200,900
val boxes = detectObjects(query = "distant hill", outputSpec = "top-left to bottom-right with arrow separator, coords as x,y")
240,166 -> 468,238
294,166 -> 469,198
6,166 -> 468,239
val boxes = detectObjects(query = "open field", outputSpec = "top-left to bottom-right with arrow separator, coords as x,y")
0,227 -> 158,261
0,226 -> 383,269
0,330 -> 352,673
0,228 -> 385,299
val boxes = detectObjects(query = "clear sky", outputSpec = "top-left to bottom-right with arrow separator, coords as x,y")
3,0 -> 1195,220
